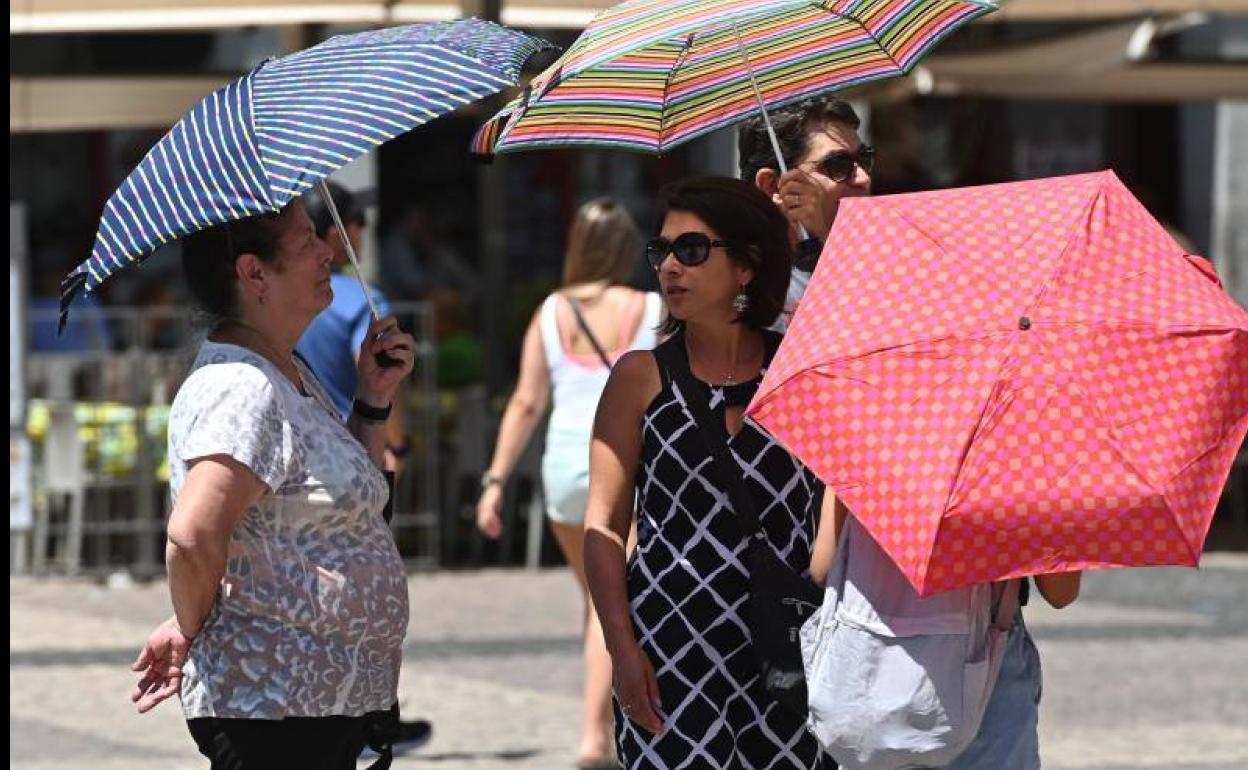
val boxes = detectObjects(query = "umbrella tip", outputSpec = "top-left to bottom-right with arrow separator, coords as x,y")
57,270 -> 87,336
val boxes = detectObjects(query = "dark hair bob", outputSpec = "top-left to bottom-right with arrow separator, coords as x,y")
654,176 -> 793,335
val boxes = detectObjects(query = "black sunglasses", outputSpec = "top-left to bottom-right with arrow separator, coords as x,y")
645,232 -> 730,270
813,144 -> 875,182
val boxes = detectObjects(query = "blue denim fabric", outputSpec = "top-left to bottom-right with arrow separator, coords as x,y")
942,613 -> 1042,770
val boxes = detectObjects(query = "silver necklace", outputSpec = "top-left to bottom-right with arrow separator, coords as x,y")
689,336 -> 748,387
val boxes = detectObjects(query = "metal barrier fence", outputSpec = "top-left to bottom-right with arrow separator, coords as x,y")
15,304 -> 1244,576
17,301 -> 440,576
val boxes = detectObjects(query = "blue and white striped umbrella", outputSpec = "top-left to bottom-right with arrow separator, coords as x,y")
61,18 -> 552,322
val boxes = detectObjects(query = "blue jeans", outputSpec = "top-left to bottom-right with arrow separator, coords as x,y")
942,614 -> 1043,770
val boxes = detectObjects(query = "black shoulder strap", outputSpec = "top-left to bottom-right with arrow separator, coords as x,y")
652,337 -> 677,390
761,329 -> 783,368
656,334 -> 763,536
566,296 -> 613,369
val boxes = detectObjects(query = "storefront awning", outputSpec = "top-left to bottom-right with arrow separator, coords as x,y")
913,16 -> 1248,102
8,0 -> 449,33
990,0 -> 1248,22
6,0 -> 602,33
10,76 -> 230,131
13,0 -> 1248,34
920,62 -> 1248,101
454,0 -> 1248,28
392,0 -> 602,28
8,73 -> 502,131
11,7 -> 1247,132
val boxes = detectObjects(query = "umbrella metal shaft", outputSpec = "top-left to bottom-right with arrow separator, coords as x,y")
317,179 -> 380,322
732,21 -> 814,245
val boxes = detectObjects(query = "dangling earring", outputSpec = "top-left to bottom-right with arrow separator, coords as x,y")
732,285 -> 750,316
259,292 -> 267,305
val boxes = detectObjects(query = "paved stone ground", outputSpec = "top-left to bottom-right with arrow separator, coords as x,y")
10,557 -> 1248,770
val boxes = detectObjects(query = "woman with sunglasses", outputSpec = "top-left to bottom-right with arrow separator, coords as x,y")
584,177 -> 829,769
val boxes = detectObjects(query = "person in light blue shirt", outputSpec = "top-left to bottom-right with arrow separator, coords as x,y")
294,182 -> 431,755
295,184 -> 412,480
298,272 -> 392,418
743,101 -> 1083,769
30,293 -> 113,353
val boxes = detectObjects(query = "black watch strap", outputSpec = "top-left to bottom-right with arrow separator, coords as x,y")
353,398 -> 392,422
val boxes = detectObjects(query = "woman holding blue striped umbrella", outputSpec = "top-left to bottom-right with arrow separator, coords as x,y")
65,20 -> 555,768
129,201 -> 416,769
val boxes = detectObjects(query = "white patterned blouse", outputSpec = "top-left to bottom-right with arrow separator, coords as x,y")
168,341 -> 408,720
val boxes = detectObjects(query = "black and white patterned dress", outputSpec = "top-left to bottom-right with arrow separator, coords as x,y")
617,332 -> 825,770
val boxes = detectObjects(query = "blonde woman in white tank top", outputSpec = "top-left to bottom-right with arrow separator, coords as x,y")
477,199 -> 661,769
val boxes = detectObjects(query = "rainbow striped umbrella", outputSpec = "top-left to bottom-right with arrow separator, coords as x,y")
472,0 -> 996,157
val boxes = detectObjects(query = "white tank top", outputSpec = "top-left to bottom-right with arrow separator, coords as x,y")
539,290 -> 663,439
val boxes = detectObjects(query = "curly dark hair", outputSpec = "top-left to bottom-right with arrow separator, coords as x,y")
654,177 -> 792,335
737,97 -> 861,184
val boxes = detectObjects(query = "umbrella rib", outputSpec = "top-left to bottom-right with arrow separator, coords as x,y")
242,71 -> 278,210
658,35 -> 696,148
839,8 -> 905,75
1164,413 -> 1248,564
884,201 -> 951,257
1027,325 -> 1168,499
816,327 -> 987,371
230,77 -> 273,211
1034,319 -> 1248,336
880,180 -> 1096,335
1023,180 -> 1106,318
932,349 -> 1013,585
752,328 -> 1012,428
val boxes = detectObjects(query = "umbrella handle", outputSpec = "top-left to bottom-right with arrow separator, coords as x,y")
731,22 -> 815,248
317,179 -> 402,369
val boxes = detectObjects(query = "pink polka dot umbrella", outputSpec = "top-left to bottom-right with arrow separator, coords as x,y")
747,170 -> 1248,595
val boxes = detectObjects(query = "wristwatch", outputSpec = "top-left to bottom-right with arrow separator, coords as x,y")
480,472 -> 505,491
352,398 -> 392,422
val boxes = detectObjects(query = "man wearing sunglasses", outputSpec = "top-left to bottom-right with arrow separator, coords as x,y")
739,96 -> 873,331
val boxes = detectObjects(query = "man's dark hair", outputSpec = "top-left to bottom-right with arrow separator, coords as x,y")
654,177 -> 792,335
738,97 -> 861,184
303,181 -> 365,239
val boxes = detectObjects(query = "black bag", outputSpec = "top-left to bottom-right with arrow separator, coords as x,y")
655,334 -> 824,719
361,702 -> 400,770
